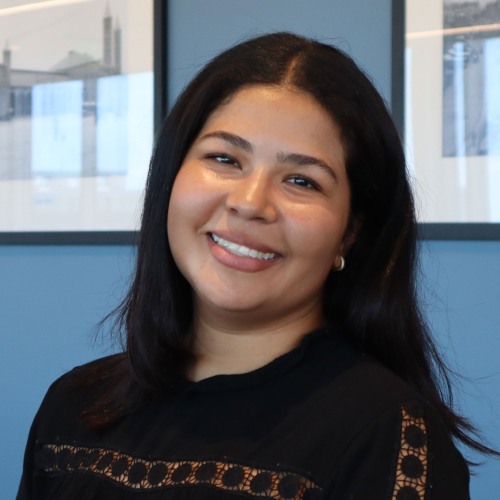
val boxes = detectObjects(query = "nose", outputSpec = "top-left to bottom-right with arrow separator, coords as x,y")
225,168 -> 277,222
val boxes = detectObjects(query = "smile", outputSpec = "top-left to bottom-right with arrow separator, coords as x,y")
210,233 -> 279,261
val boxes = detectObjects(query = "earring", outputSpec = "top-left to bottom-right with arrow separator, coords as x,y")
334,256 -> 345,272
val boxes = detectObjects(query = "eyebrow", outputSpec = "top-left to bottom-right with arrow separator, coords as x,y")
199,131 -> 253,153
277,152 -> 337,181
199,130 -> 337,181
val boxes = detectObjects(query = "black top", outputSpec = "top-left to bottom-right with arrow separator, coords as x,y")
18,329 -> 470,499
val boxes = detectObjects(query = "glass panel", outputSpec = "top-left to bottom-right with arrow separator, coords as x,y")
0,0 -> 154,231
405,0 -> 500,223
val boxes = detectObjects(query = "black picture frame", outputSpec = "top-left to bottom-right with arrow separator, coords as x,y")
393,0 -> 500,240
0,0 -> 168,245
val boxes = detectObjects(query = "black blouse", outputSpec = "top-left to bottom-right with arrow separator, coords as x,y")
18,329 -> 470,499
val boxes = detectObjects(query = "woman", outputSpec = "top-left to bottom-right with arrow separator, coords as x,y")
18,32 -> 482,499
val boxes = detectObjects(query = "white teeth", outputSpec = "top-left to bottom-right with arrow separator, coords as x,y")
211,233 -> 278,261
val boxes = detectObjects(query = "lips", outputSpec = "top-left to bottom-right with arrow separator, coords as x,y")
209,232 -> 279,261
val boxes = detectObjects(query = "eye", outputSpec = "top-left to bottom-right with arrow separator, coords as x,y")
286,175 -> 321,191
205,153 -> 240,168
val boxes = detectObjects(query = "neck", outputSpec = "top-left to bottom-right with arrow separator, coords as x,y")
188,306 -> 323,382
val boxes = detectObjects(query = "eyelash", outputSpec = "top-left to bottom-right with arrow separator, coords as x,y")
205,153 -> 240,167
287,175 -> 321,191
205,154 -> 321,192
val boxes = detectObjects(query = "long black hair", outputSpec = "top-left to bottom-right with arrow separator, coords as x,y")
78,32 -> 493,456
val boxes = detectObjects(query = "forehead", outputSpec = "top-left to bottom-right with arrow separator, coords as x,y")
197,84 -> 344,156
206,84 -> 333,125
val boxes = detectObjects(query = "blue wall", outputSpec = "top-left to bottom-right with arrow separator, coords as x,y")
420,241 -> 500,498
1,0 -> 499,497
169,0 -> 392,106
0,245 -> 132,495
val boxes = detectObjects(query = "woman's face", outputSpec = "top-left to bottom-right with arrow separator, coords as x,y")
167,85 -> 354,328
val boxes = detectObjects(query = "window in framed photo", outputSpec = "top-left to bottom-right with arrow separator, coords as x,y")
405,0 -> 500,225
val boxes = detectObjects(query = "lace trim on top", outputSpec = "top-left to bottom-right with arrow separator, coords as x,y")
36,443 -> 322,499
391,402 -> 428,500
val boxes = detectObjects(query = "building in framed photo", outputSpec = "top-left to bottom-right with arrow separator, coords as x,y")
442,0 -> 500,157
0,6 -> 122,180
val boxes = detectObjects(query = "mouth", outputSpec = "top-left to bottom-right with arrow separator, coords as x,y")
209,233 -> 279,261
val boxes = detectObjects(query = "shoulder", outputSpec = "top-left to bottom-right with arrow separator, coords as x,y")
302,332 -> 422,420
33,353 -> 126,440
40,353 -> 125,402
326,397 -> 470,499
303,335 -> 469,498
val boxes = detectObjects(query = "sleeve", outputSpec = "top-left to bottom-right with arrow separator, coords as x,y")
16,376 -> 68,500
16,411 -> 38,500
328,400 -> 470,500
17,397 -> 45,499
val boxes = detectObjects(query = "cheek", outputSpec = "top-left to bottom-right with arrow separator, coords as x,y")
166,167 -> 219,244
167,170 -> 195,249
168,166 -> 200,217
287,208 -> 347,262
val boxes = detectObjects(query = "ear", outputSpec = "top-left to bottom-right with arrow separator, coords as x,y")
339,215 -> 362,257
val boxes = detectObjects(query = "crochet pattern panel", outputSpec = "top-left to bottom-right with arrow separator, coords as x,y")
36,443 -> 322,499
391,402 -> 428,500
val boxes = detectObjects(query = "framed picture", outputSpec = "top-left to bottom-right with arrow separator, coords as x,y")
395,0 -> 500,239
0,0 -> 167,244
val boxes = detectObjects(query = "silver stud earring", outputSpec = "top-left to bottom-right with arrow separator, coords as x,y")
334,256 -> 345,272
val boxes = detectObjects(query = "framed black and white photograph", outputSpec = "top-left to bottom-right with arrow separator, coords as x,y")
402,0 -> 500,239
0,0 -> 164,244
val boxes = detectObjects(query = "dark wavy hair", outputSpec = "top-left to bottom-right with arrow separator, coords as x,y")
78,32 -> 493,456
